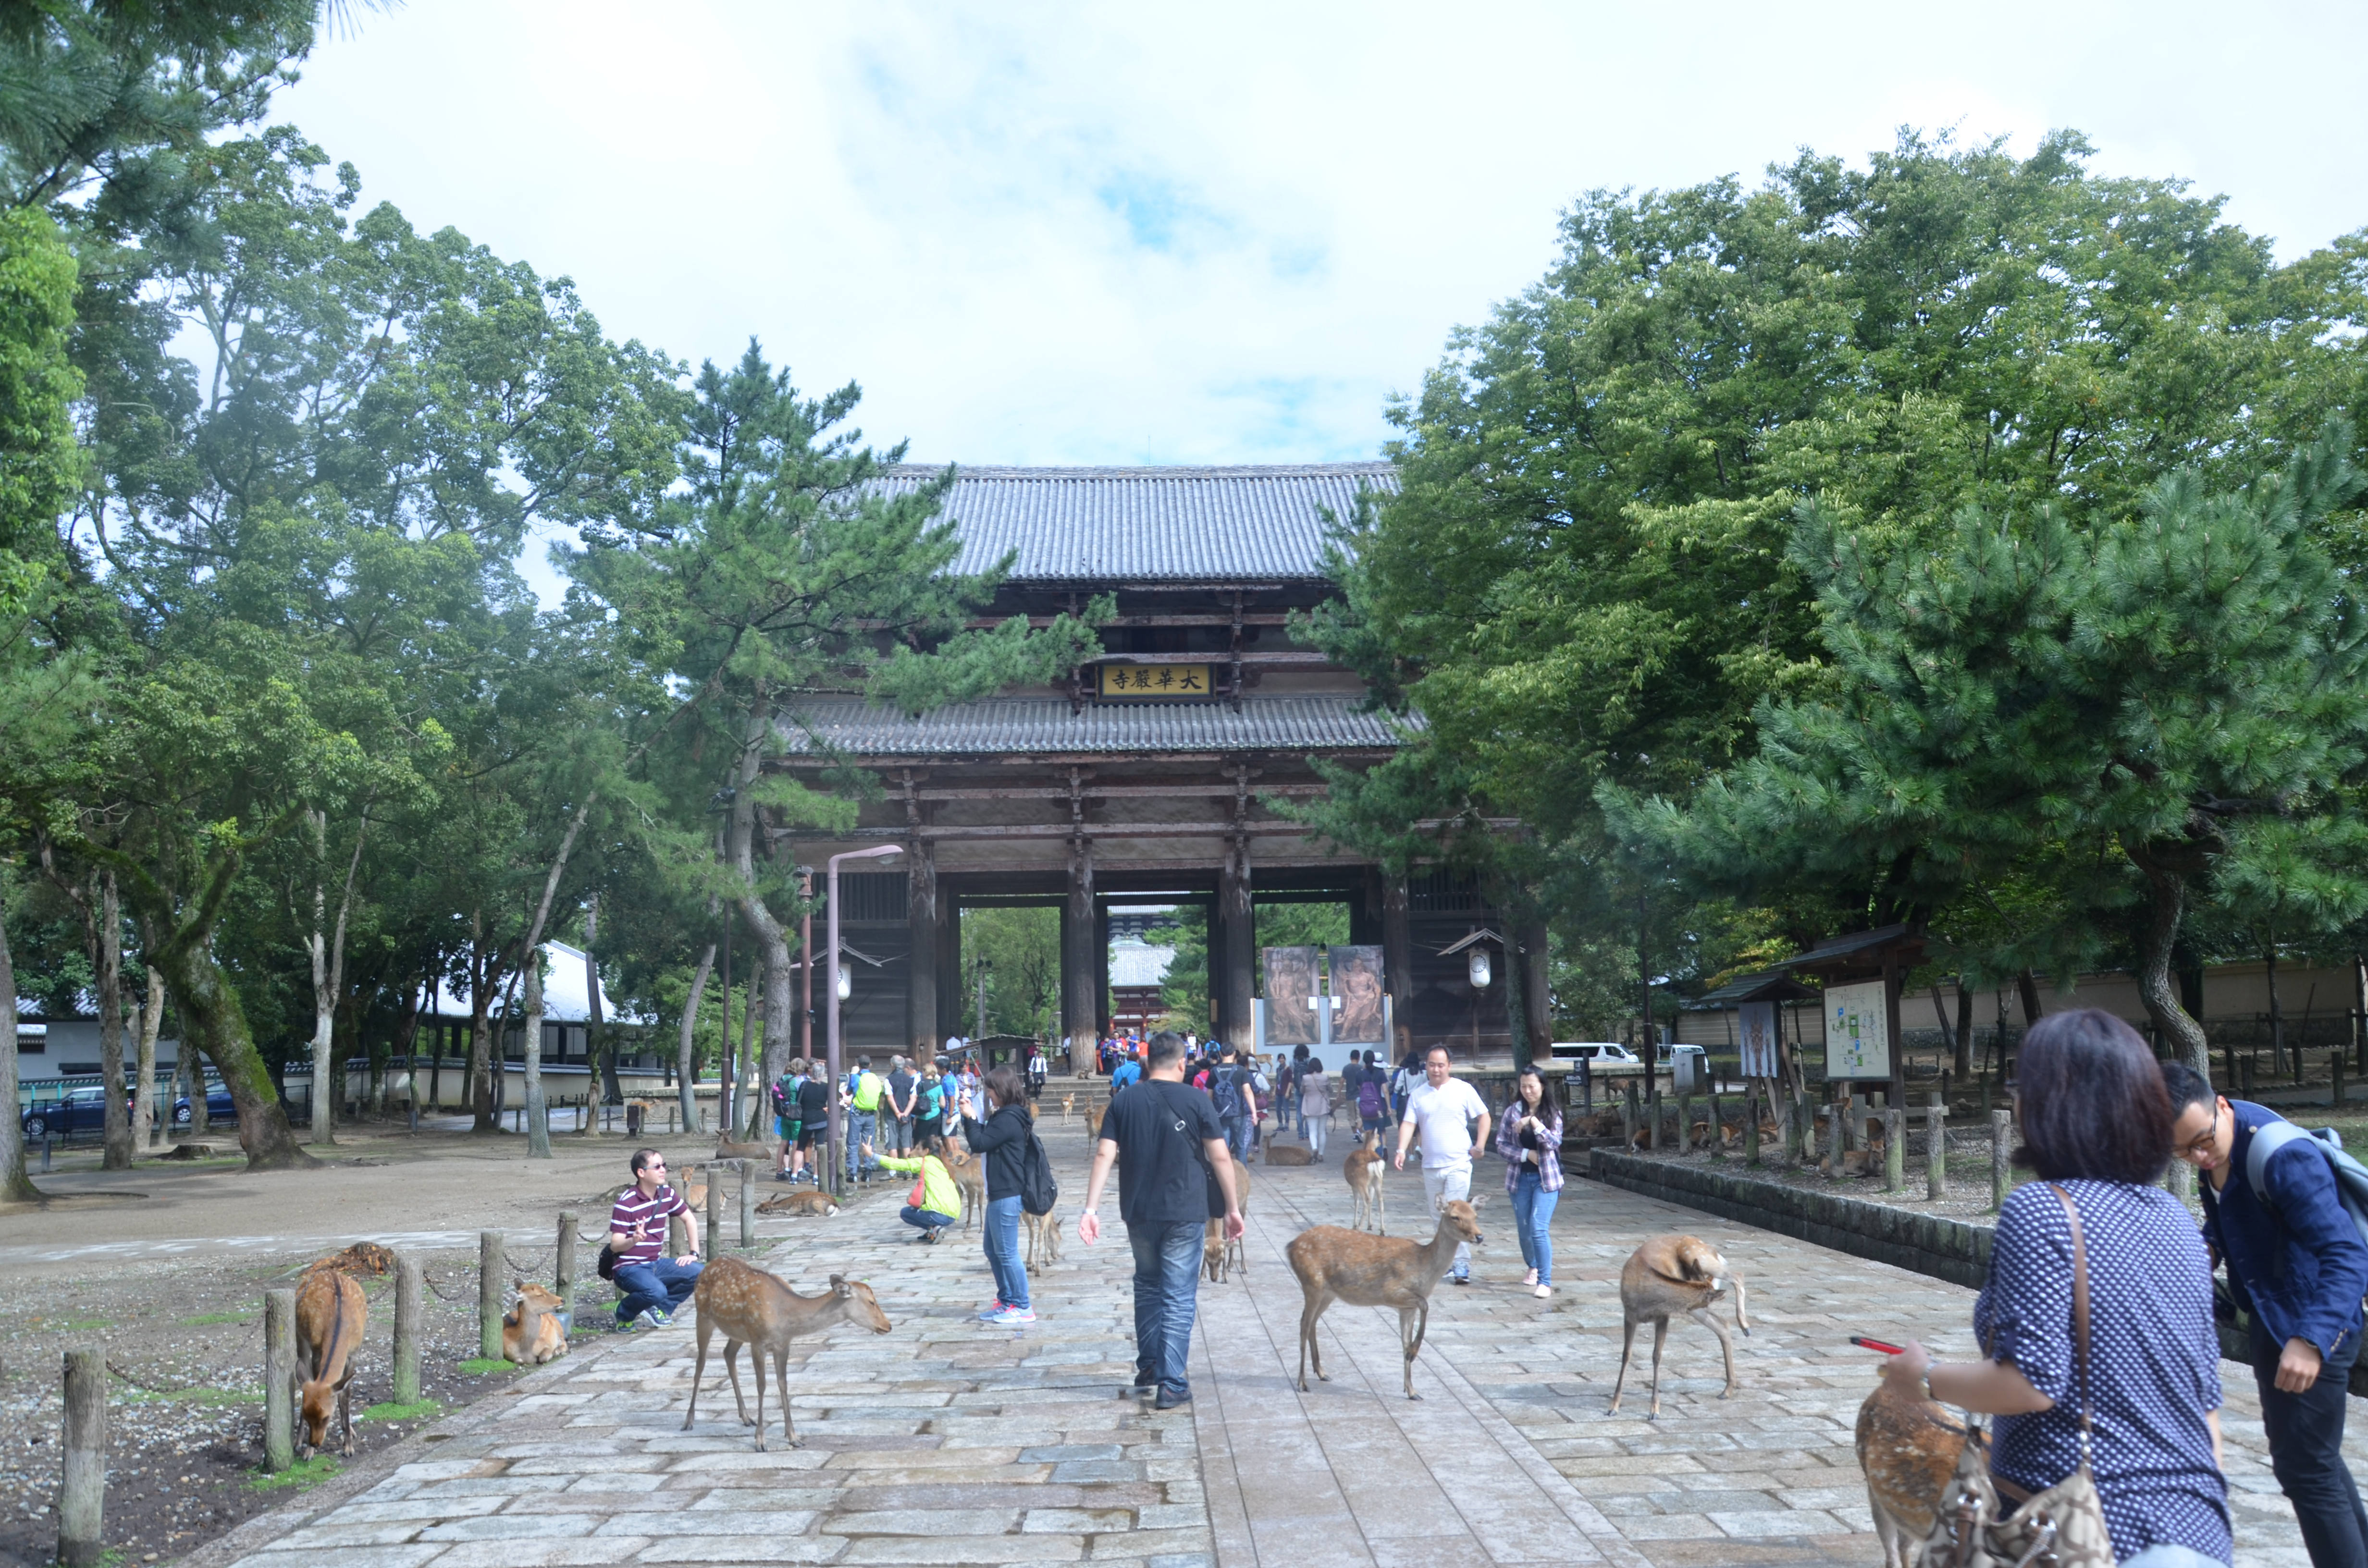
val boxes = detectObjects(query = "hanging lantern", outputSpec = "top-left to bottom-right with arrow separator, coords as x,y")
836,964 -> 852,1003
1468,947 -> 1492,991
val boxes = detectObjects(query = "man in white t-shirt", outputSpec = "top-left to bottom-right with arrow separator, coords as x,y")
1393,1045 -> 1492,1284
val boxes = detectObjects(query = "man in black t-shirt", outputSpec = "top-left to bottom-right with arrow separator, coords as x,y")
885,1058 -> 918,1157
792,1068 -> 831,1185
1079,1029 -> 1242,1410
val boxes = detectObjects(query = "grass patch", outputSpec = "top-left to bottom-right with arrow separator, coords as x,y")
359,1399 -> 441,1423
454,1357 -> 517,1376
32,1315 -> 113,1333
178,1311 -> 247,1326
248,1455 -> 341,1492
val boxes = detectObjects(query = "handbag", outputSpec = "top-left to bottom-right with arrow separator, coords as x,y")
1919,1184 -> 2115,1568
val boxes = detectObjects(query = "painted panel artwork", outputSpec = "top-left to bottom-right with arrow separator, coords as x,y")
1823,980 -> 1890,1081
1328,945 -> 1387,1045
1263,946 -> 1321,1046
1737,1000 -> 1780,1078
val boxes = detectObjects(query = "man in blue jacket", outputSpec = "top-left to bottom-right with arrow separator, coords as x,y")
2166,1060 -> 2368,1565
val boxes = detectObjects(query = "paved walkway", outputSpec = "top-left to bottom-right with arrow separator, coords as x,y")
194,1130 -> 2355,1568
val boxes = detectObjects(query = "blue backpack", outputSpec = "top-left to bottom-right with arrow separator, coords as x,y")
2244,1120 -> 2368,1249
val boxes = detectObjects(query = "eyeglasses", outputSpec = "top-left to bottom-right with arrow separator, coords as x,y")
2177,1101 -> 2221,1162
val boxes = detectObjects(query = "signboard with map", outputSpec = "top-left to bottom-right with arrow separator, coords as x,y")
1823,980 -> 1890,1081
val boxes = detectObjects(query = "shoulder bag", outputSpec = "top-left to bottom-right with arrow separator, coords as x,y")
1920,1183 -> 2115,1568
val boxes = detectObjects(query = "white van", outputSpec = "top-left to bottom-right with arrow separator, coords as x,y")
1549,1042 -> 1640,1066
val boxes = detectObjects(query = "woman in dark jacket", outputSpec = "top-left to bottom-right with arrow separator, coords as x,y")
961,1063 -> 1036,1324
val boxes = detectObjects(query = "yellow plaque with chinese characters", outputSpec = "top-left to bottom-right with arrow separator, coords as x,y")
1098,663 -> 1213,698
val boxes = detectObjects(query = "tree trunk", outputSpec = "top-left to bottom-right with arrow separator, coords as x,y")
1952,978 -> 1973,1080
0,876 -> 39,1202
148,926 -> 316,1169
307,810 -> 368,1146
98,873 -> 131,1170
135,966 -> 163,1150
524,949 -> 549,1158
2266,943 -> 2289,1079
2126,844 -> 2211,1082
728,706 -> 793,1120
390,969 -> 423,1118
466,926 -> 508,1134
741,966 -> 766,1139
586,896 -> 622,1106
679,939 -> 715,1134
2016,968 -> 2044,1029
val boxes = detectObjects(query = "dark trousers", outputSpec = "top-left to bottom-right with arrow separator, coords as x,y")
2253,1317 -> 2368,1567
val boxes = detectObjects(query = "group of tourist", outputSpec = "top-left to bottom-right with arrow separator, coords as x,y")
763,1050 -> 984,1186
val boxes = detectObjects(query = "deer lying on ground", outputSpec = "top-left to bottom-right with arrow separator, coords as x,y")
1344,1129 -> 1385,1233
312,1240 -> 395,1278
682,1258 -> 892,1451
1287,1197 -> 1485,1400
1263,1137 -> 1314,1166
714,1134 -> 772,1162
295,1264 -> 367,1457
756,1188 -> 839,1217
1857,1368 -> 1977,1568
1609,1233 -> 1751,1419
1025,1207 -> 1064,1269
503,1280 -> 569,1365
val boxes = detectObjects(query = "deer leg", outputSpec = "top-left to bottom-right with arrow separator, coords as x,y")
682,1322 -> 712,1431
777,1344 -> 797,1449
1298,1292 -> 1332,1390
725,1340 -> 753,1425
339,1372 -> 356,1458
1647,1317 -> 1669,1420
1609,1317 -> 1637,1413
1400,1303 -> 1429,1401
1689,1306 -> 1739,1398
752,1344 -> 767,1453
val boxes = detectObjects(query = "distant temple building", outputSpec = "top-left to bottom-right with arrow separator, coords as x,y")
773,465 -> 1549,1063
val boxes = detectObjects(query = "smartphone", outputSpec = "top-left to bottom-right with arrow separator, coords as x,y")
1850,1335 -> 1907,1355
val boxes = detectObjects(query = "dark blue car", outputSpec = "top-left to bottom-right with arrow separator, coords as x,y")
172,1085 -> 236,1126
19,1085 -> 119,1140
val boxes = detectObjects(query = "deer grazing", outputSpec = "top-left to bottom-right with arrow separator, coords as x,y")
1343,1129 -> 1385,1233
1609,1233 -> 1751,1419
1202,1214 -> 1245,1282
1024,1207 -> 1064,1269
294,1264 -> 367,1457
682,1257 -> 892,1450
1287,1197 -> 1485,1400
1857,1370 -> 1978,1568
503,1280 -> 569,1365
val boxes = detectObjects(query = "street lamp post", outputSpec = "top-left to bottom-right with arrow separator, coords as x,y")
826,844 -> 902,1197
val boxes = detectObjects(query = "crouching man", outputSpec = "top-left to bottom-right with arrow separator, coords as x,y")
609,1148 -> 702,1332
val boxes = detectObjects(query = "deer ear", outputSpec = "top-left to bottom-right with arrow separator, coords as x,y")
831,1274 -> 852,1296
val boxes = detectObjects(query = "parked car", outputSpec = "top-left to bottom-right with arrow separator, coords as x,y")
172,1085 -> 237,1126
1549,1042 -> 1640,1066
20,1084 -> 121,1140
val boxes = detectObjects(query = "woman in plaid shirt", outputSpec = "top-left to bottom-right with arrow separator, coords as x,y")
1494,1065 -> 1564,1300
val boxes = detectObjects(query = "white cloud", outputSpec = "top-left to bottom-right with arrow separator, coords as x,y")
272,0 -> 2368,534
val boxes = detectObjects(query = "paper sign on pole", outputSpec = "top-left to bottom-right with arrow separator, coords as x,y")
1738,1001 -> 1780,1079
1824,980 -> 1890,1081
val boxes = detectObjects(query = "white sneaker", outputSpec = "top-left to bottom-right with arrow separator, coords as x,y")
1522,1269 -> 1538,1287
1533,1284 -> 1552,1300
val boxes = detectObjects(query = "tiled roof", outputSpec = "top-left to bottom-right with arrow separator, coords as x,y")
778,695 -> 1411,757
875,463 -> 1399,583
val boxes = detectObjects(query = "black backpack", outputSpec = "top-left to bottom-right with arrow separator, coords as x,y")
1020,1125 -> 1059,1216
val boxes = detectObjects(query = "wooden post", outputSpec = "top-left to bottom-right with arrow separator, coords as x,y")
667,1209 -> 688,1260
1990,1108 -> 2012,1212
1883,1107 -> 1904,1192
1743,1086 -> 1761,1166
1707,1089 -> 1725,1160
1676,1091 -> 1691,1153
478,1231 -> 503,1361
555,1213 -> 576,1320
263,1287 -> 296,1472
1623,1080 -> 1640,1148
1926,1097 -> 1946,1200
739,1160 -> 753,1250
392,1255 -> 422,1405
60,1346 -> 106,1566
705,1177 -> 722,1262
1646,1088 -> 1661,1152
2240,1054 -> 2255,1099
2337,1055 -> 2347,1109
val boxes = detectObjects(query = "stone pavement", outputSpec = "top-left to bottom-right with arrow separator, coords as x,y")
199,1127 -> 2356,1568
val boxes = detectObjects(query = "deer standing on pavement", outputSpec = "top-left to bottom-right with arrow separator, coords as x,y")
1609,1233 -> 1751,1419
1286,1197 -> 1485,1400
682,1257 -> 892,1450
295,1264 -> 367,1457
1343,1128 -> 1385,1233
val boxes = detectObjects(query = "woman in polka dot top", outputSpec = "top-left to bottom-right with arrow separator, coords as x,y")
1878,1009 -> 2230,1567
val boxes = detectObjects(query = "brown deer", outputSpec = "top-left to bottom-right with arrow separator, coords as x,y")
1024,1207 -> 1063,1269
1609,1233 -> 1751,1419
1343,1129 -> 1385,1233
294,1264 -> 366,1457
1263,1139 -> 1314,1167
714,1133 -> 772,1162
1084,1102 -> 1107,1140
503,1280 -> 568,1365
1286,1197 -> 1485,1400
682,1257 -> 892,1451
1857,1371 -> 1977,1568
1201,1213 -> 1245,1282
756,1188 -> 839,1217
949,1147 -> 986,1233
1060,1092 -> 1075,1123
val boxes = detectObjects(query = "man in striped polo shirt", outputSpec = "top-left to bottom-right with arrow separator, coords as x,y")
608,1149 -> 702,1332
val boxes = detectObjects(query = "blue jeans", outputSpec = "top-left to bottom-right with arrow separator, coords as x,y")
845,1110 -> 877,1177
1128,1217 -> 1205,1398
984,1194 -> 1028,1310
612,1257 -> 701,1322
1223,1115 -> 1253,1166
1511,1167 -> 1558,1285
900,1204 -> 954,1234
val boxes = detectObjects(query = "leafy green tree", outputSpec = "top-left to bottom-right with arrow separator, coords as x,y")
958,907 -> 1060,1040
1609,429 -> 2368,1081
1302,128 -> 2368,1010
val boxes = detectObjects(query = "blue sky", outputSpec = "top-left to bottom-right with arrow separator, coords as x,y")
269,0 -> 2368,574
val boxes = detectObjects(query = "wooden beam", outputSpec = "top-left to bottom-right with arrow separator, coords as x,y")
773,749 -> 1400,768
913,783 -> 1328,801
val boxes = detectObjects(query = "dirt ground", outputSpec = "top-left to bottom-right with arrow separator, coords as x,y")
0,1118 -> 759,1568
